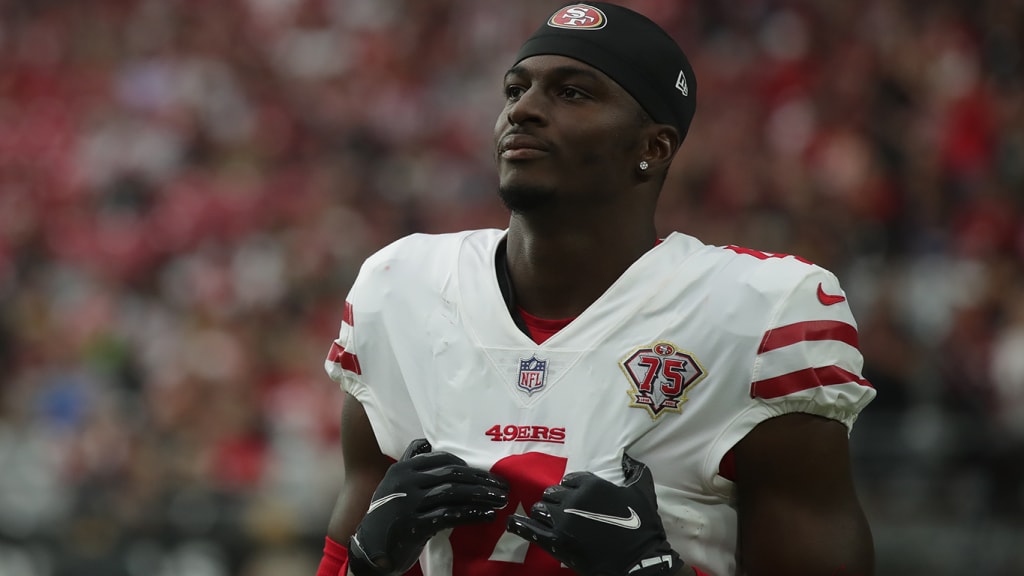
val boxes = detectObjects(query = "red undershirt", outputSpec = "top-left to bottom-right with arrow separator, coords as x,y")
512,238 -> 736,481
516,306 -> 574,345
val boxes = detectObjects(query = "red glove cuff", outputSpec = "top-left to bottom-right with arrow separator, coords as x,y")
316,536 -> 349,576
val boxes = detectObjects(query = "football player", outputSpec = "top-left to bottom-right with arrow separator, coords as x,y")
317,3 -> 876,575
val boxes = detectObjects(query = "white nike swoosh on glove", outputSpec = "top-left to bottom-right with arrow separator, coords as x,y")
367,492 -> 407,514
563,506 -> 641,529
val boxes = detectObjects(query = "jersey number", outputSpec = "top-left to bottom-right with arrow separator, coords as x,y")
448,452 -> 572,575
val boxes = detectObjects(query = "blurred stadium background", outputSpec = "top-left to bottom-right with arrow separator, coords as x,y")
0,0 -> 1022,574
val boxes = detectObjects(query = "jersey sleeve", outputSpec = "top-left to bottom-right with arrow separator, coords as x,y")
703,263 -> 876,489
324,300 -> 360,389
746,267 -> 876,427
709,264 -> 876,475
323,243 -> 425,460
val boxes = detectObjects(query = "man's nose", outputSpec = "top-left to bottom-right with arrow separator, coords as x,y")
506,87 -> 547,126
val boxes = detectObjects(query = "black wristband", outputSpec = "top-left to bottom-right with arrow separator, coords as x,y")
347,535 -> 389,576
628,548 -> 684,575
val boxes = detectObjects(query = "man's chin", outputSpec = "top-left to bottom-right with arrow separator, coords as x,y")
497,183 -> 556,213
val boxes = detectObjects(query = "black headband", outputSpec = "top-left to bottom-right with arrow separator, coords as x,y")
512,2 -> 696,139
513,2 -> 697,141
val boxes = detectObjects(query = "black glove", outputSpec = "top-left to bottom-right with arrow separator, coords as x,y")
348,438 -> 509,576
506,453 -> 682,576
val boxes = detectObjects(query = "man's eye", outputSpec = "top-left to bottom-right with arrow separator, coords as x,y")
561,87 -> 586,99
505,86 -> 524,99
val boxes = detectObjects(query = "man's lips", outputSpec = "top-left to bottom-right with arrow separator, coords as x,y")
498,134 -> 550,159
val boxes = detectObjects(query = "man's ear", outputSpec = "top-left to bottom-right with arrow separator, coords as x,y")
639,124 -> 679,174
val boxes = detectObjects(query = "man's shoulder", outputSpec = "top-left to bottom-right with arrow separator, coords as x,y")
346,229 -> 504,319
701,243 -> 834,294
693,243 -> 859,330
361,229 -> 504,276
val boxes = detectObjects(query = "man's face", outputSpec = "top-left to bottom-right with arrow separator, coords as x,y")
494,55 -> 648,213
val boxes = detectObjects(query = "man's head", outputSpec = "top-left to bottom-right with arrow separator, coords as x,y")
495,2 -> 697,214
515,3 -> 696,140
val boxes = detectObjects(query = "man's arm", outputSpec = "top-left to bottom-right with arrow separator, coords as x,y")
326,393 -> 392,544
734,413 -> 874,576
320,394 -> 508,576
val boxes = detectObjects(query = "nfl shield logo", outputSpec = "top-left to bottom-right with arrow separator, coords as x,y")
518,356 -> 548,395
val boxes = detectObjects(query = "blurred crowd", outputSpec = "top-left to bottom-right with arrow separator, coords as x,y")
0,0 -> 1021,574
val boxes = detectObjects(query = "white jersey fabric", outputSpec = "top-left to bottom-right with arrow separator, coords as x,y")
326,229 -> 876,576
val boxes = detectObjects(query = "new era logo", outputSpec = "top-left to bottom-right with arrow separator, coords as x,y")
675,71 -> 688,96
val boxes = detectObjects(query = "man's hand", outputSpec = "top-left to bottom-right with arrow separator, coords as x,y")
348,438 -> 509,576
506,453 -> 683,576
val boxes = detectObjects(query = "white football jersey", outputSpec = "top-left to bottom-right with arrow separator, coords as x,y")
326,229 -> 876,576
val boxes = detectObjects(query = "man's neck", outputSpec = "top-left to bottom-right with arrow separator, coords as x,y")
504,214 -> 658,319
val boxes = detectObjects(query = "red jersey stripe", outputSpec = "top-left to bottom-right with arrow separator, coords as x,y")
343,301 -> 354,326
327,342 -> 362,375
758,320 -> 859,354
751,365 -> 872,399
